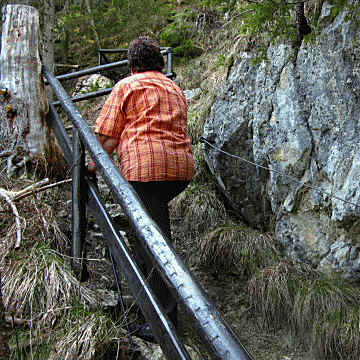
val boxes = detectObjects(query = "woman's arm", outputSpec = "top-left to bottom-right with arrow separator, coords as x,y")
87,134 -> 119,174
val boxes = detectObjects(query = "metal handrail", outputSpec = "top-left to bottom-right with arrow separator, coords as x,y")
43,61 -> 254,359
46,103 -> 191,360
97,47 -> 174,79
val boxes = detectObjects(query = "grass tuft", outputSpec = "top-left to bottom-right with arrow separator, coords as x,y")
0,175 -> 122,360
49,313 -> 127,360
8,312 -> 128,360
312,307 -> 360,360
247,259 -> 318,330
195,221 -> 279,275
171,183 -> 227,238
2,243 -> 98,326
291,276 -> 360,343
247,257 -> 360,358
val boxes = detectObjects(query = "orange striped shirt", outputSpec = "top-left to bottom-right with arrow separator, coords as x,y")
95,71 -> 194,182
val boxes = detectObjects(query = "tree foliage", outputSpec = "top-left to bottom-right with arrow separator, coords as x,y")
2,0 -> 359,73
240,0 -> 296,43
237,0 -> 360,62
55,0 -> 173,68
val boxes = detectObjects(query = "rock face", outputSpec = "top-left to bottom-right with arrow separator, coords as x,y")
203,3 -> 360,278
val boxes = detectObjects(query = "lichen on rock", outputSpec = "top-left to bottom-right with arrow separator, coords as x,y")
203,5 -> 360,278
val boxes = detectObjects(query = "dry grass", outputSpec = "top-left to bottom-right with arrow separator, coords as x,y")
49,313 -> 128,360
187,90 -> 215,143
247,258 -> 360,358
171,182 -> 227,237
0,174 -> 129,360
2,243 -> 98,325
247,259 -> 318,330
291,276 -> 360,342
312,307 -> 360,360
190,142 -> 215,184
8,311 -> 129,360
195,221 -> 279,275
0,175 -> 95,327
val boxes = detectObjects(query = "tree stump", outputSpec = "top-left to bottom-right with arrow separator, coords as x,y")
0,4 -> 66,178
0,5 -> 48,155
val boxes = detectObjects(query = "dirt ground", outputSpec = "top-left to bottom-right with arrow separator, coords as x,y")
82,196 -> 313,360
176,266 -> 313,360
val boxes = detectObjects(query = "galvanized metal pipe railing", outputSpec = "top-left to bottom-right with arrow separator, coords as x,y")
71,128 -> 87,280
46,103 -> 191,360
54,48 -> 171,83
97,47 -> 174,78
98,47 -> 171,54
44,65 -> 254,360
53,58 -> 129,82
52,88 -> 113,107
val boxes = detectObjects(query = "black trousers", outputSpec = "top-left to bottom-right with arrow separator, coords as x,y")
129,180 -> 190,327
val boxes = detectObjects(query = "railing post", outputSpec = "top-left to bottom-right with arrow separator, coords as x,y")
167,49 -> 172,76
71,128 -> 88,281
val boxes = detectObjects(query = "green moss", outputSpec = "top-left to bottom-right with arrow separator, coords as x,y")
272,148 -> 284,162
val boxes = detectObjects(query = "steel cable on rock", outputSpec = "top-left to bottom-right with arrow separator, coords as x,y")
199,136 -> 360,210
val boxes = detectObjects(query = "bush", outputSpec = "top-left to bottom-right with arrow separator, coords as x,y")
160,9 -> 202,59
173,39 -> 203,58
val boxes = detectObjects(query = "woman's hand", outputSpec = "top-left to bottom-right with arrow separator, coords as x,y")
87,159 -> 97,174
87,134 -> 119,175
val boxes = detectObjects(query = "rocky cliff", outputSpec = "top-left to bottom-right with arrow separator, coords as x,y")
203,2 -> 360,278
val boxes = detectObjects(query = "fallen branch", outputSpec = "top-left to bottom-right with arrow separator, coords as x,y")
0,178 -> 72,202
0,178 -> 72,248
14,178 -> 72,201
0,188 -> 22,248
7,178 -> 50,200
0,150 -> 12,158
55,63 -> 81,68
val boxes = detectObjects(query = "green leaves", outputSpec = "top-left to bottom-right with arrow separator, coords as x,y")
159,8 -> 202,59
55,0 -> 173,67
240,0 -> 295,44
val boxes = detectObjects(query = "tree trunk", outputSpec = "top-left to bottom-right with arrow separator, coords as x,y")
0,5 -> 48,155
1,1 -> 55,80
0,4 -> 66,178
84,0 -> 101,49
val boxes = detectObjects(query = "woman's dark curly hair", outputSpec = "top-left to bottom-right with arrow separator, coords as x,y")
128,37 -> 164,73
